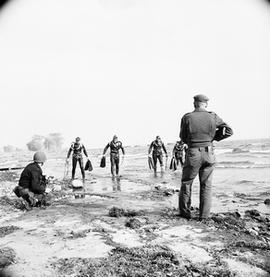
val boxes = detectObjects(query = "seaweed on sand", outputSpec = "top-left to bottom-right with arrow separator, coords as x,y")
0,171 -> 18,182
52,245 -> 235,277
0,247 -> 16,269
0,225 -> 21,238
109,207 -> 146,218
0,196 -> 25,210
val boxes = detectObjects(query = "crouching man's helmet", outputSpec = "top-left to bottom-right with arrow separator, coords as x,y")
33,151 -> 47,164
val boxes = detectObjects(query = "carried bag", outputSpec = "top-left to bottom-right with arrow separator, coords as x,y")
170,157 -> 177,171
100,156 -> 106,168
214,124 -> 233,142
148,156 -> 154,170
85,159 -> 93,171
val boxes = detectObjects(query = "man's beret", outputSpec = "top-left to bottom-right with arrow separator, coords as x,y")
193,94 -> 209,103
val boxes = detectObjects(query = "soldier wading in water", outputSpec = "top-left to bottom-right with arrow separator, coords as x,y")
66,137 -> 89,183
148,136 -> 168,173
103,135 -> 125,179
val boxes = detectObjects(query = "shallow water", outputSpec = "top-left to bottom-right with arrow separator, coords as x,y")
1,139 -> 270,216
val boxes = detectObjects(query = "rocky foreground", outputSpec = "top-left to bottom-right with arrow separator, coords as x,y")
0,171 -> 270,277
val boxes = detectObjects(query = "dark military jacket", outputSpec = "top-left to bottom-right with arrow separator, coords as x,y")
18,162 -> 46,194
180,108 -> 233,148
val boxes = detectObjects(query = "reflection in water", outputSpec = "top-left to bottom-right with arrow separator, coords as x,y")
153,171 -> 165,179
73,187 -> 85,199
112,177 -> 121,192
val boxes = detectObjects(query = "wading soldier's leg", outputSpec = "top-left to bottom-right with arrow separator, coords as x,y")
110,154 -> 116,176
180,156 -> 184,167
158,155 -> 163,167
115,155 -> 120,175
152,154 -> 158,172
199,149 -> 215,219
72,157 -> 78,180
179,148 -> 201,218
78,157 -> 85,180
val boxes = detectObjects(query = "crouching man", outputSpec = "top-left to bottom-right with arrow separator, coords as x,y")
13,151 -> 48,210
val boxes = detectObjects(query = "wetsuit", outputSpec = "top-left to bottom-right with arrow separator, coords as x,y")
103,141 -> 125,176
148,140 -> 168,171
13,162 -> 47,206
67,142 -> 88,180
173,142 -> 188,166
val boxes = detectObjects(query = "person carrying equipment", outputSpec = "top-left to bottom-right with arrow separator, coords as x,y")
173,140 -> 188,167
13,151 -> 48,209
66,137 -> 89,182
148,136 -> 168,173
178,94 -> 233,220
102,135 -> 125,178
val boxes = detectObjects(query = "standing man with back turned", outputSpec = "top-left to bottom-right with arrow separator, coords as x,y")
179,94 -> 233,220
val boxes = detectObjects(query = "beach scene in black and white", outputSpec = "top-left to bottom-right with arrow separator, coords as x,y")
0,0 -> 270,277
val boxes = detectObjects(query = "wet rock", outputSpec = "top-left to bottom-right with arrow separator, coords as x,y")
264,198 -> 270,205
0,247 -> 16,269
229,240 -> 270,250
45,187 -> 52,193
69,229 -> 90,239
245,209 -> 260,217
210,213 -> 245,231
125,217 -> 147,229
125,218 -> 142,229
125,209 -> 146,217
232,148 -> 249,153
53,185 -> 62,191
254,216 -> 266,223
163,189 -> 174,196
108,207 -> 125,217
153,186 -> 176,197
108,207 -> 121,217
248,228 -> 259,237
211,215 -> 224,224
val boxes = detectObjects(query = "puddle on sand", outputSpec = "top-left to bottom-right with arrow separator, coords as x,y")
153,225 -> 216,263
224,258 -> 270,277
111,230 -> 144,247
0,228 -> 112,277
72,178 -> 152,196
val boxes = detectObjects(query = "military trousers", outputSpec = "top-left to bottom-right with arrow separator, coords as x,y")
13,186 -> 46,207
179,147 -> 215,219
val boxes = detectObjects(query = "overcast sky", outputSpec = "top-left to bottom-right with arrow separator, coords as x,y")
0,0 -> 269,148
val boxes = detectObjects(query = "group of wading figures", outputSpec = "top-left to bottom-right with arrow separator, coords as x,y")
65,134 -> 187,181
13,94 -> 233,220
